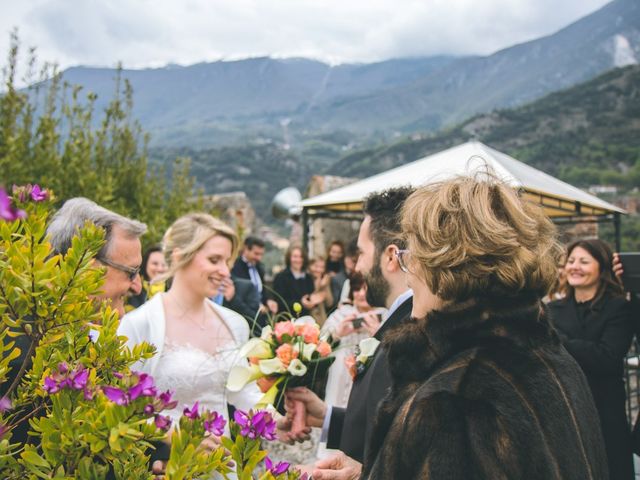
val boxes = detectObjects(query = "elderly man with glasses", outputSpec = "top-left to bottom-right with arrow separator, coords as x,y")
4,197 -> 146,451
47,197 -> 147,316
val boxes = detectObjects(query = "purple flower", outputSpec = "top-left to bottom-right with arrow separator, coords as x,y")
183,401 -> 200,420
233,410 -> 253,438
156,390 -> 178,411
0,189 -> 26,222
83,388 -> 94,400
144,404 -> 155,416
128,373 -> 157,400
252,410 -> 277,441
71,368 -> 89,390
0,397 -> 12,412
203,411 -> 226,436
58,362 -> 69,374
30,184 -> 49,202
102,386 -> 129,405
233,409 -> 277,441
43,376 -> 60,394
154,414 -> 172,431
265,457 -> 290,475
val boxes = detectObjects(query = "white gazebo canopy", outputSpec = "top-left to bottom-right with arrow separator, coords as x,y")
300,141 -> 625,219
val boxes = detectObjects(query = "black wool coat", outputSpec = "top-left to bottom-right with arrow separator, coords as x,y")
548,293 -> 634,480
271,268 -> 314,316
363,295 -> 609,480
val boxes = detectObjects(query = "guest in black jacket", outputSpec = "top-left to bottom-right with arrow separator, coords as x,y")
549,238 -> 634,480
272,245 -> 315,316
231,236 -> 278,314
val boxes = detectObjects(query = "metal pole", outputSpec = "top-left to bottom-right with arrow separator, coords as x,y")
614,212 -> 622,252
301,208 -> 309,255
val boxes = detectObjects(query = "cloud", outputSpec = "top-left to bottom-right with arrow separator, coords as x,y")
0,0 -> 613,69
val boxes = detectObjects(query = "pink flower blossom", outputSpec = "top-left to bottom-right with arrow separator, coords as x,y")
183,401 -> 200,420
0,189 -> 26,222
265,456 -> 290,475
274,321 -> 296,341
154,414 -> 172,431
203,411 -> 226,436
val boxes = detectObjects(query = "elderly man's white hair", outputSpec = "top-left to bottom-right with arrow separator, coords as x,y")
47,197 -> 147,258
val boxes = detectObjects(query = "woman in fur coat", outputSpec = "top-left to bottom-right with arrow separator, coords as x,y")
362,176 -> 609,480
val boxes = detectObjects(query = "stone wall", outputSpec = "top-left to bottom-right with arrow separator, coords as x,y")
304,175 -> 362,258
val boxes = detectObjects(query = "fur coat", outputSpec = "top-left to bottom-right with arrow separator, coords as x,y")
363,294 -> 609,480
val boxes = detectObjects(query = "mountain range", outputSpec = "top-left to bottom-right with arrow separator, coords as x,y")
57,0 -> 639,148
149,63 -> 640,229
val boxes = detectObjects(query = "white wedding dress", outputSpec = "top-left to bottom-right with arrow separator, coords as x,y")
154,340 -> 240,431
119,295 -> 262,437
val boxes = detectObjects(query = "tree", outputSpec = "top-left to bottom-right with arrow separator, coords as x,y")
0,31 -> 199,244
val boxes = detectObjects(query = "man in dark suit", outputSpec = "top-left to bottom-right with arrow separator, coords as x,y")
284,187 -> 414,479
221,276 -> 261,334
231,236 -> 278,315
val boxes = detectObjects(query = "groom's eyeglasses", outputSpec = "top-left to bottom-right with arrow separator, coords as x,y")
97,255 -> 141,281
395,249 -> 411,273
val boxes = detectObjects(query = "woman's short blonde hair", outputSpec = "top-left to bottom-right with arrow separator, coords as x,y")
401,175 -> 562,301
162,213 -> 238,278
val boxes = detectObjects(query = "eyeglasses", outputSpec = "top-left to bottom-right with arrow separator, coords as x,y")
97,255 -> 141,281
395,249 -> 411,273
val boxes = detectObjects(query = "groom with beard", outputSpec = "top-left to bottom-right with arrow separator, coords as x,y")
284,187 -> 414,480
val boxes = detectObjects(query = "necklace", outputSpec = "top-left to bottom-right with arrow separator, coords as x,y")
166,293 -> 208,331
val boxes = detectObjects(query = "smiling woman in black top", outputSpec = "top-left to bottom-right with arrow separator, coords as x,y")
549,238 -> 634,480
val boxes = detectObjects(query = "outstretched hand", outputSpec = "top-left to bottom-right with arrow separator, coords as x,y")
277,387 -> 327,443
312,452 -> 362,480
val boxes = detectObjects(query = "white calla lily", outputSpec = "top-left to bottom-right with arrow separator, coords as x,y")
258,357 -> 287,375
260,325 -> 274,340
226,364 -> 263,392
287,358 -> 308,377
239,338 -> 272,359
356,337 -> 381,363
301,343 -> 317,361
294,315 -> 316,326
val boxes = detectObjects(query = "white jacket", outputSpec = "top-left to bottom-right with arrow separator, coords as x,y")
118,293 -> 261,411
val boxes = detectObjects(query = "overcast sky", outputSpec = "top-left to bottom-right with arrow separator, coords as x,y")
0,0 -> 612,70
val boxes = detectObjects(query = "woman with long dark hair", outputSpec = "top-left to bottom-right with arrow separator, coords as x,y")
549,238 -> 634,479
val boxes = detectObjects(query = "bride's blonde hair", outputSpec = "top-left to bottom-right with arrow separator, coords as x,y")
161,213 -> 238,279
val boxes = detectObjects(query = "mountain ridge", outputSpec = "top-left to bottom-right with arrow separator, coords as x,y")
51,0 -> 639,147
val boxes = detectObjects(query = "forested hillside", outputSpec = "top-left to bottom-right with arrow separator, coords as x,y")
329,65 -> 640,187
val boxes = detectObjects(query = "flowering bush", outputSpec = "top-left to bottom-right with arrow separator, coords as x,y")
0,186 -> 304,479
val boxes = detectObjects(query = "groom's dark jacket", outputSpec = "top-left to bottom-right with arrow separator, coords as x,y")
326,296 -> 413,463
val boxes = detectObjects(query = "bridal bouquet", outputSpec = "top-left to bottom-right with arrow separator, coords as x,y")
227,315 -> 333,434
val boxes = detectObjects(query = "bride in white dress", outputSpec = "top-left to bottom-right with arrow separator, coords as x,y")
118,213 -> 261,451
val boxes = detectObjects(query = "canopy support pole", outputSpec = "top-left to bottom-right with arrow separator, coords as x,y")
615,212 -> 622,252
301,208 -> 309,255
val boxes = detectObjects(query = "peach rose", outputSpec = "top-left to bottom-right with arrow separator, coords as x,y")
274,321 -> 296,341
256,376 -> 277,393
345,354 -> 357,381
316,340 -> 332,358
300,324 -> 320,344
276,343 -> 298,367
